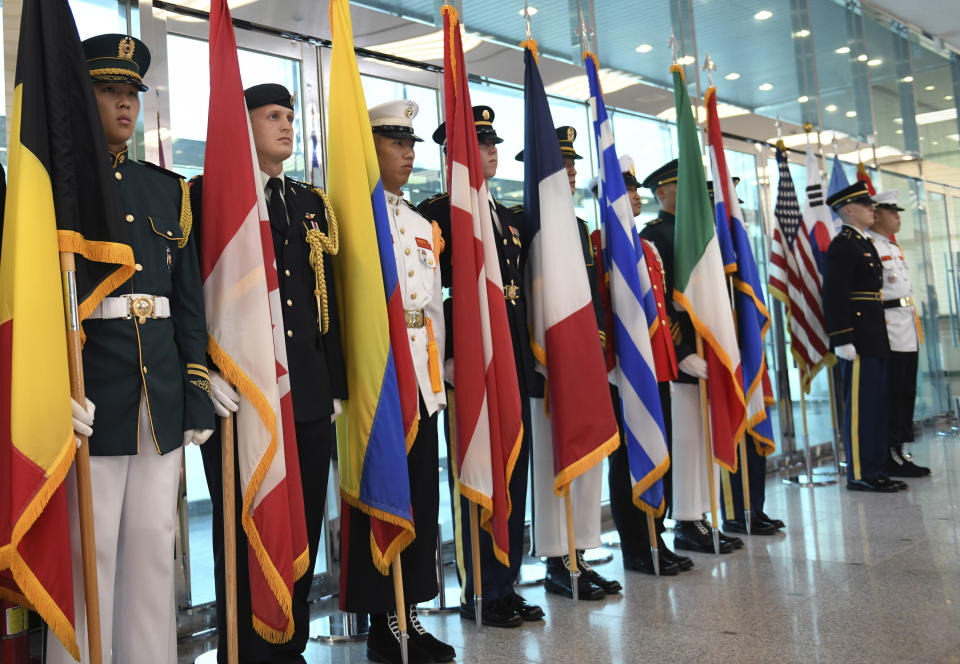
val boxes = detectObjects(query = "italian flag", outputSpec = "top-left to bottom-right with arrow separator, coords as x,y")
670,66 -> 746,472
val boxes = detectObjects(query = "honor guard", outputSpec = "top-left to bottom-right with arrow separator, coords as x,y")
823,181 -> 902,493
639,159 -> 744,555
47,34 -> 215,664
869,191 -> 930,478
707,179 -> 785,537
194,83 -> 348,663
338,99 -> 455,664
418,106 -> 545,628
518,128 -> 621,600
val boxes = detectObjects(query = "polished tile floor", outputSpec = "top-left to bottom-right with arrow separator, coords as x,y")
194,427 -> 960,664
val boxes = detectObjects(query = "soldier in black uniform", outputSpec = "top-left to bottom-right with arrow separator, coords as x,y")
517,127 -> 621,600
638,160 -> 743,555
417,106 -> 544,628
194,83 -> 348,663
48,34 -> 214,664
823,181 -> 902,493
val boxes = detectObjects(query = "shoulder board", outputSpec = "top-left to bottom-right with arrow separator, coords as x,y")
137,160 -> 185,180
422,192 -> 449,205
646,217 -> 664,226
511,204 -> 525,213
287,178 -> 315,191
839,227 -> 854,238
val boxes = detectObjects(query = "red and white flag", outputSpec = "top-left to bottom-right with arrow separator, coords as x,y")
198,0 -> 308,643
442,5 -> 523,565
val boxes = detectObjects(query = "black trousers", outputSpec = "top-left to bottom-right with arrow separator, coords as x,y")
339,398 -> 440,612
201,416 -> 333,664
607,383 -> 672,558
887,350 -> 918,446
720,434 -> 766,522
447,392 -> 532,603
839,355 -> 888,481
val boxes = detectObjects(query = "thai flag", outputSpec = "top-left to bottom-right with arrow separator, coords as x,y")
585,53 -> 669,513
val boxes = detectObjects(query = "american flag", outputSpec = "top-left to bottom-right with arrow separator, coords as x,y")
767,143 -> 830,392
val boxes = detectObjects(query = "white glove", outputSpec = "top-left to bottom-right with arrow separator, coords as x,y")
678,354 -> 708,379
834,343 -> 857,362
210,371 -> 240,418
184,429 -> 214,446
331,398 -> 343,423
71,397 -> 95,448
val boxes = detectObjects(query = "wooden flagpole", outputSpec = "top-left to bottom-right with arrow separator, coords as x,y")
725,273 -> 751,535
645,512 -> 660,576
59,251 -> 102,664
220,414 -> 238,664
469,502 -> 483,626
695,333 -> 721,555
563,493 -> 579,600
392,558 -> 409,664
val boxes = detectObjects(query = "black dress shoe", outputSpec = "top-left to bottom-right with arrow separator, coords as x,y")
877,475 -> 908,490
673,520 -> 733,553
622,553 -> 680,576
408,605 -> 456,662
544,557 -> 606,600
758,511 -> 785,529
656,536 -> 694,570
709,520 -> 743,549
367,612 -> 435,664
886,447 -> 931,478
723,517 -> 779,536
846,478 -> 899,493
576,550 -> 622,593
507,592 -> 544,621
459,597 -> 522,628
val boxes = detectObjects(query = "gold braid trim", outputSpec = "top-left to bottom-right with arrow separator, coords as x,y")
178,179 -> 192,248
304,186 -> 339,334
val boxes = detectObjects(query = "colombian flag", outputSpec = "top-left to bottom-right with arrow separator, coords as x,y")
328,0 -> 417,577
1,0 -> 135,659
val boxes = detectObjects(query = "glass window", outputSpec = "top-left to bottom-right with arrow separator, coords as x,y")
609,110 -> 675,228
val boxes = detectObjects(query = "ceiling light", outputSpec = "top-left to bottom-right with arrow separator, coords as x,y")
901,76 -> 914,83
946,95 -> 954,101
794,29 -> 810,37
546,68 -> 641,99
635,43 -> 652,53
933,141 -> 939,146
896,129 -> 903,134
518,6 -> 538,16
893,108 -> 957,126
835,46 -> 851,54
924,85 -> 935,91
845,111 -> 857,118
902,155 -> 913,160
754,10 -> 773,20
798,95 -> 809,103
826,104 -> 837,112
677,55 -> 695,65
857,54 -> 868,62
725,72 -> 740,80
368,29 -> 483,61
950,134 -> 960,142
867,58 -> 882,67
758,82 -> 774,91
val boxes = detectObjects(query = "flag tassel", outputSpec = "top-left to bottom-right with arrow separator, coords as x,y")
645,512 -> 660,576
469,501 -> 483,627
391,558 -> 409,664
60,251 -> 103,664
563,492 -> 579,601
220,413 -> 239,664
695,332 -> 722,555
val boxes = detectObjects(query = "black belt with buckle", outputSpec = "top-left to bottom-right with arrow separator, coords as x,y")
883,296 -> 914,309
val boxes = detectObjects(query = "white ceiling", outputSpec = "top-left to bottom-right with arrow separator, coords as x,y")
865,0 -> 960,54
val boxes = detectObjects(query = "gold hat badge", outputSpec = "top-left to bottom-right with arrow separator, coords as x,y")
567,127 -> 575,141
118,36 -> 135,60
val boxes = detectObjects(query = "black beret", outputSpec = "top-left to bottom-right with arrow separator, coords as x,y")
82,34 -> 150,92
244,83 -> 296,112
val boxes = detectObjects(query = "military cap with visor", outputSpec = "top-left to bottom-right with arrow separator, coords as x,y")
641,158 -> 679,192
368,99 -> 423,142
825,180 -> 875,212
432,105 -> 503,146
874,190 -> 905,212
244,83 -> 296,111
82,33 -> 151,92
514,125 -> 583,161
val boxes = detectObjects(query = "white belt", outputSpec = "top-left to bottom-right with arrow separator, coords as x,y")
90,295 -> 171,323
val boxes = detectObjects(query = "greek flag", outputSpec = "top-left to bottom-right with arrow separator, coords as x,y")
584,53 -> 669,513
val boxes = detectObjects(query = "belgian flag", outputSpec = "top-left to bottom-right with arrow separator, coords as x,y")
0,0 -> 135,658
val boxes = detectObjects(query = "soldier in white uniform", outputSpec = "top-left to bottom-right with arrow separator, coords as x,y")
338,99 -> 454,664
869,190 -> 930,478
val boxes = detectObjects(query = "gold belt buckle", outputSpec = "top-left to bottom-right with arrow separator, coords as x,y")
405,309 -> 425,328
900,296 -> 912,307
504,283 -> 519,303
129,295 -> 156,324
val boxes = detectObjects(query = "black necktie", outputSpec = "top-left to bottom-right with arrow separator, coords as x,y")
267,177 -> 288,227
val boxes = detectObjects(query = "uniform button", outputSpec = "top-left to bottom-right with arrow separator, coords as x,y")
166,231 -> 173,236
506,258 -> 510,265
405,248 -> 411,255
135,263 -> 143,271
284,269 -> 291,276
125,214 -> 134,222
115,171 -> 122,180
286,299 -> 293,307
412,334 -> 417,341
287,329 -> 293,337
284,239 -> 289,246
503,238 -> 507,245
411,292 -> 418,300
856,312 -> 861,317
657,301 -> 663,308
142,366 -> 148,373
408,270 -> 415,277
400,227 -> 406,234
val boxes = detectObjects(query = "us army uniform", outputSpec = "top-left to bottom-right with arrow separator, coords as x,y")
49,34 -> 214,664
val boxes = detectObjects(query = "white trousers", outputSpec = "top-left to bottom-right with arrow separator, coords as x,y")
530,398 -> 602,557
46,400 -> 183,664
671,383 -> 721,521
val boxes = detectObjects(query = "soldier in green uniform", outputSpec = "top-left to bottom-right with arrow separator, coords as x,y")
47,34 -> 214,664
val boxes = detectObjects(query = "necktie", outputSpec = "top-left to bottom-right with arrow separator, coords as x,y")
267,177 -> 288,227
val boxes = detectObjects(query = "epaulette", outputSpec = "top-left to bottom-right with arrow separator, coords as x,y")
840,227 -> 854,238
421,192 -> 449,205
645,217 -> 664,226
137,160 -> 185,180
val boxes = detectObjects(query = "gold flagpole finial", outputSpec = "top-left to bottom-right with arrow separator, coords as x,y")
669,31 -> 680,65
701,51 -> 716,87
